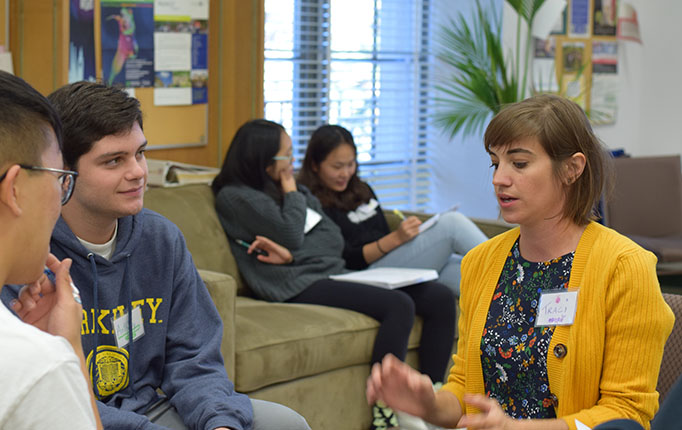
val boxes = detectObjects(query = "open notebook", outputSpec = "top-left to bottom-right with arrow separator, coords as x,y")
330,268 -> 438,289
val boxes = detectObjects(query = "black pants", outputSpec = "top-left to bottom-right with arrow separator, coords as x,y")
594,420 -> 645,430
287,279 -> 456,382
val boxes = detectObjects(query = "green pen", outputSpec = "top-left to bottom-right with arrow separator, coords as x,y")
234,239 -> 269,257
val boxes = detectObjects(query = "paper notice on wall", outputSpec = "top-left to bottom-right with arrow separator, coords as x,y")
153,0 -> 208,105
590,74 -> 618,124
590,41 -> 618,125
617,3 -> 642,43
533,59 -> 559,93
593,0 -> 617,36
0,52 -> 13,74
569,0 -> 590,37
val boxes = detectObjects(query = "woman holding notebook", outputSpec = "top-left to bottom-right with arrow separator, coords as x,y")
366,95 -> 674,430
211,119 -> 455,430
297,125 -> 487,296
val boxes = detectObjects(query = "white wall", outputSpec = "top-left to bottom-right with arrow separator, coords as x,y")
430,0 -> 500,219
593,0 -> 682,156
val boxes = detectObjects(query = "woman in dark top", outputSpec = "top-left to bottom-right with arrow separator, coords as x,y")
211,119 -> 456,430
298,125 -> 488,296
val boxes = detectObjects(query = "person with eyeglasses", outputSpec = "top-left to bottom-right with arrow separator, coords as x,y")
2,81 -> 310,430
0,70 -> 102,429
211,119 -> 457,430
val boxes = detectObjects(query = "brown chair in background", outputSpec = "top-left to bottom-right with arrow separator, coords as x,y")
603,155 -> 682,274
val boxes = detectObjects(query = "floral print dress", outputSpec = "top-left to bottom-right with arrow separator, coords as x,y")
480,239 -> 574,419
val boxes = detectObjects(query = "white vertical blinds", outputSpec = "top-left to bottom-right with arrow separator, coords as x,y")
264,0 -> 437,210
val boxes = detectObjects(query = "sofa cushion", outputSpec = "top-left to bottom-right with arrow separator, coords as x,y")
144,185 -> 250,294
234,296 -> 423,392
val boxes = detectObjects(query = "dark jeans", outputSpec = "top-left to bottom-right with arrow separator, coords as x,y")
594,419 -> 644,430
652,373 -> 682,430
287,278 -> 456,382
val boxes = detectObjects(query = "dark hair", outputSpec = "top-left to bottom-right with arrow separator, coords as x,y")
0,71 -> 63,169
211,119 -> 285,201
484,94 -> 612,225
47,81 -> 142,169
298,125 -> 372,211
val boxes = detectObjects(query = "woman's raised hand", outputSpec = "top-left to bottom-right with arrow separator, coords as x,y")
280,166 -> 297,193
251,235 -> 294,265
366,354 -> 436,417
396,216 -> 422,244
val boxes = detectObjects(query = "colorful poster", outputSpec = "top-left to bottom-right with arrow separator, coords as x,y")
561,41 -> 587,108
569,0 -> 590,37
532,38 -> 558,93
69,0 -> 96,83
590,41 -> 618,124
101,0 -> 154,87
153,0 -> 208,105
616,2 -> 641,43
593,0 -> 617,36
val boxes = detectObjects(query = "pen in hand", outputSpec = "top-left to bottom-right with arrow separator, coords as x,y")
234,239 -> 269,257
44,267 -> 82,304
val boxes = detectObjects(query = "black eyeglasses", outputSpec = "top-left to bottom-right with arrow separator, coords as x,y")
0,164 -> 78,205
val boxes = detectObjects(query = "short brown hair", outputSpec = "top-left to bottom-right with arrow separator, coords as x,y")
48,81 -> 142,169
484,95 -> 612,225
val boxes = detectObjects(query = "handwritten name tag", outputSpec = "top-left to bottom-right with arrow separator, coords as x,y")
535,290 -> 579,326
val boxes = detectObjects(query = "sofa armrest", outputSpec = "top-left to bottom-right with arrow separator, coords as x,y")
198,269 -> 237,379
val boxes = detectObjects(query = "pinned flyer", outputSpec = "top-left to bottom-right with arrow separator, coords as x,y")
617,3 -> 642,43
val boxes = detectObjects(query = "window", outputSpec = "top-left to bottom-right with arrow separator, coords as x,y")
264,0 -> 438,210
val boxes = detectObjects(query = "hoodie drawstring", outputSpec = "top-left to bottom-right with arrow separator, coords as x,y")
123,254 -> 136,400
87,252 -> 100,399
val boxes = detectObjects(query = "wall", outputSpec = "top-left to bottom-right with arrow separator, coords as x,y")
430,0 -> 500,219
592,0 -> 682,157
7,0 -> 264,167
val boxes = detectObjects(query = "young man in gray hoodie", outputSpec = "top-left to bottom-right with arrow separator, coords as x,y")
16,81 -> 309,430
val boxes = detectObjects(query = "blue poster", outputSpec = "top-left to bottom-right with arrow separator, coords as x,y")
569,0 -> 590,37
101,0 -> 154,87
69,0 -> 96,82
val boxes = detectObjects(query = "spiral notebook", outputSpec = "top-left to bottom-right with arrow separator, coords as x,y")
330,268 -> 438,289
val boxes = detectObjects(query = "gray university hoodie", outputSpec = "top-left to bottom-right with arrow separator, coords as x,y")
14,210 -> 252,430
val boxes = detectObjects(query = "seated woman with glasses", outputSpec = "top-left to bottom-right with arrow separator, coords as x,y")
211,119 -> 457,430
297,125 -> 488,297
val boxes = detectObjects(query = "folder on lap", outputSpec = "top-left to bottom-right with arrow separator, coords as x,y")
330,268 -> 438,289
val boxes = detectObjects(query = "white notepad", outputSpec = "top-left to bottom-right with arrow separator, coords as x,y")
330,268 -> 438,289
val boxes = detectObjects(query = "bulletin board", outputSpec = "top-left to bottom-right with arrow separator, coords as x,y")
85,0 -> 208,149
533,0 -> 620,125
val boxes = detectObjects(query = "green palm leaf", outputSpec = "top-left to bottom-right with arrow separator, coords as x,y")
435,0 -> 520,138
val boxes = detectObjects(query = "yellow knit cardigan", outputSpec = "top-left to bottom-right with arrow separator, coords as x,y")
442,222 -> 674,430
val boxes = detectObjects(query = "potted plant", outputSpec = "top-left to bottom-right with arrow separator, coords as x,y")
434,0 -> 550,138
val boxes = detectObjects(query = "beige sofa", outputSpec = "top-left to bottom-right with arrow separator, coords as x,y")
144,184 -> 510,430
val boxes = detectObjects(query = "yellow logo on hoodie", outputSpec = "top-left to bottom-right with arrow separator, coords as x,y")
86,345 -> 129,399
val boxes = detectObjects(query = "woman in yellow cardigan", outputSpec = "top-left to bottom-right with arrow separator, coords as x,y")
366,95 -> 674,430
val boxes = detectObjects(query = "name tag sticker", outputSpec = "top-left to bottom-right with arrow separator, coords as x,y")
536,290 -> 579,326
113,306 -> 145,348
304,208 -> 322,234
